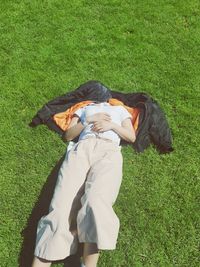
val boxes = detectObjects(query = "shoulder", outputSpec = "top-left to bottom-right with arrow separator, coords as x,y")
113,105 -> 128,113
117,106 -> 132,121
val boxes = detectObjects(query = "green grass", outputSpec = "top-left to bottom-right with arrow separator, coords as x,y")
1,0 -> 200,266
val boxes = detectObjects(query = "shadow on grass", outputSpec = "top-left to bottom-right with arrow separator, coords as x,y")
19,154 -> 83,267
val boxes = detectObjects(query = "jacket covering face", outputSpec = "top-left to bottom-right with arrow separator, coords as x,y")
29,80 -> 173,154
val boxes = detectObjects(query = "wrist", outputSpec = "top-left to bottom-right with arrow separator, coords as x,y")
110,122 -> 117,131
86,115 -> 93,124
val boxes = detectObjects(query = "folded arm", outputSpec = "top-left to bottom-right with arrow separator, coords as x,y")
63,112 -> 111,142
91,118 -> 136,143
63,112 -> 136,143
63,116 -> 84,141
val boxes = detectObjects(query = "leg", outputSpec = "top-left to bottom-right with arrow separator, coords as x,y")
32,256 -> 51,267
34,140 -> 91,261
77,141 -> 123,251
82,243 -> 100,267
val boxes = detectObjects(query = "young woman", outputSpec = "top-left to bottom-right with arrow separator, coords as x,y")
32,100 -> 136,267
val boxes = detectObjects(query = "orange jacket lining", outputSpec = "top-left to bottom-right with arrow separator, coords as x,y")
53,98 -> 140,132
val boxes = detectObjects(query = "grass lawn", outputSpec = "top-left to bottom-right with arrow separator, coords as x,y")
0,0 -> 199,266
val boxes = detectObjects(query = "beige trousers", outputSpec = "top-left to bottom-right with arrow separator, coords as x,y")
34,137 -> 123,261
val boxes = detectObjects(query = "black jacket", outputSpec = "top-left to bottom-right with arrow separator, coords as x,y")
30,80 -> 173,154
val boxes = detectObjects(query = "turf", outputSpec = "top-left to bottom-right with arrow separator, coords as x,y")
0,0 -> 199,266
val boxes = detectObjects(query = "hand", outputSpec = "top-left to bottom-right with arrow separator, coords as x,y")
91,121 -> 114,132
86,112 -> 111,124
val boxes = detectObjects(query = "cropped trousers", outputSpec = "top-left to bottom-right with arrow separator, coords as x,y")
34,137 -> 123,261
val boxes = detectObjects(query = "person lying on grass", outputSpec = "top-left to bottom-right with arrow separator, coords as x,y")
32,98 -> 136,267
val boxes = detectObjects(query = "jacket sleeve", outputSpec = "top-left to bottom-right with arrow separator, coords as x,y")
148,101 -> 174,153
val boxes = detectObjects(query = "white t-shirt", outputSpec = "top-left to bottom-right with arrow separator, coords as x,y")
74,102 -> 132,145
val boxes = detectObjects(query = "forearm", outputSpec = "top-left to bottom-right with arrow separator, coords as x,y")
112,122 -> 136,143
62,112 -> 108,142
63,122 -> 85,141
